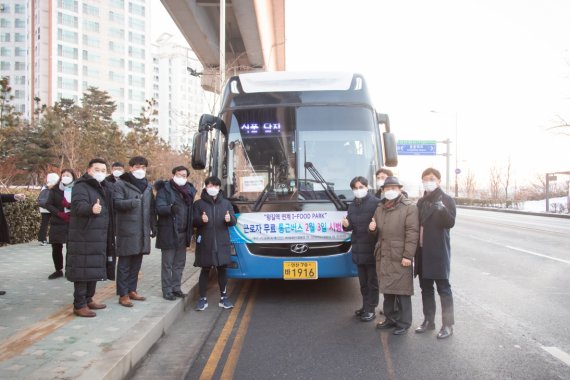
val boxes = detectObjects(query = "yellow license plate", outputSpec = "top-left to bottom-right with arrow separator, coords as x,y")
283,261 -> 318,280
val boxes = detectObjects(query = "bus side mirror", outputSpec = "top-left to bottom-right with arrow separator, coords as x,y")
376,113 -> 391,132
191,130 -> 208,170
199,114 -> 218,132
383,132 -> 398,167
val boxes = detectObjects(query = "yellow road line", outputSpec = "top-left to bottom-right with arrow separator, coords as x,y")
220,281 -> 259,380
199,280 -> 252,380
379,331 -> 397,380
0,281 -> 116,362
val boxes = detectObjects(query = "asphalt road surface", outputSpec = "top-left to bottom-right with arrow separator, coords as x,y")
133,209 -> 570,380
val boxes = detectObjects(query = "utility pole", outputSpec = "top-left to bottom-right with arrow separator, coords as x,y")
454,112 -> 459,198
219,0 -> 226,96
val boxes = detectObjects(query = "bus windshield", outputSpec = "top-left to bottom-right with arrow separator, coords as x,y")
224,105 -> 379,203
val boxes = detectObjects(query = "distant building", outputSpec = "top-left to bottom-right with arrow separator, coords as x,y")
1,0 -> 153,126
151,33 -> 210,151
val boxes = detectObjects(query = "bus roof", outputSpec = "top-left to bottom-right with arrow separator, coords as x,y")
237,71 -> 358,93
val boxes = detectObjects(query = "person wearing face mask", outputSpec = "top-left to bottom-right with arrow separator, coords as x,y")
342,176 -> 381,322
374,168 -> 393,199
414,167 -> 456,339
155,166 -> 197,301
105,162 -> 125,184
192,176 -> 237,311
370,176 -> 419,335
37,173 -> 60,246
113,156 -> 157,307
44,169 -> 76,279
66,158 -> 115,317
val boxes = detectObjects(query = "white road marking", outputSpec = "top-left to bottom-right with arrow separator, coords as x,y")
542,347 -> 570,367
505,246 -> 570,265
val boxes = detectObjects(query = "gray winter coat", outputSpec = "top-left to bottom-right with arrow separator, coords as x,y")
113,173 -> 156,257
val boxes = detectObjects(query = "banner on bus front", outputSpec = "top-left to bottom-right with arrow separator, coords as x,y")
229,211 -> 351,244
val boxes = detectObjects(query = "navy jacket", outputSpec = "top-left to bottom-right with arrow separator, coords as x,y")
343,193 -> 380,265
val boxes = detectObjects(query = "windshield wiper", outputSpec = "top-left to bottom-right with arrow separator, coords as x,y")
252,183 -> 272,212
303,162 -> 347,211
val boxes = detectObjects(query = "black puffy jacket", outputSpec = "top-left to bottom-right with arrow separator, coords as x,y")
113,173 -> 156,257
66,174 -> 114,282
192,189 -> 237,267
343,193 -> 380,265
45,185 -> 70,244
155,180 -> 197,249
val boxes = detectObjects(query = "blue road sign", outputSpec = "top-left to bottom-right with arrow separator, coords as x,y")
397,140 -> 437,156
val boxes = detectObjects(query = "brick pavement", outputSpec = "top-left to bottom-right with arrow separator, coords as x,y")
0,241 -> 200,379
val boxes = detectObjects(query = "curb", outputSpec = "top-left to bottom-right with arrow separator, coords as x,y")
457,205 -> 570,219
78,269 -> 202,380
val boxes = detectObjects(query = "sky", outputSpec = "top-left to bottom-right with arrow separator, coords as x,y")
153,0 -> 570,193
284,0 -> 570,192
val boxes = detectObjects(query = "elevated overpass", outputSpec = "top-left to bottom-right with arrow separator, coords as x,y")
161,0 -> 286,92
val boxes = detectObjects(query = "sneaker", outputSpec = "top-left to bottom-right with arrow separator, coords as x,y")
39,241 -> 48,246
219,297 -> 234,309
196,298 -> 208,311
48,270 -> 63,280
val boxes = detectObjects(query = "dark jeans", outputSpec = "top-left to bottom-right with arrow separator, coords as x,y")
383,294 -> 412,329
199,266 -> 228,298
51,243 -> 64,271
357,263 -> 379,312
73,281 -> 96,309
116,254 -> 144,296
38,213 -> 50,242
161,234 -> 187,295
419,277 -> 455,326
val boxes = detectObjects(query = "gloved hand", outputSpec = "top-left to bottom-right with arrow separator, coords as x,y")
434,201 -> 445,210
171,204 -> 180,214
131,198 -> 141,208
61,198 -> 71,208
57,211 -> 70,223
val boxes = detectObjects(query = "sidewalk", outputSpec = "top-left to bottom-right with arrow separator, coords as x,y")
0,241 -> 201,380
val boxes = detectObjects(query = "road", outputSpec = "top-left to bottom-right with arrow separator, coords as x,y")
132,209 -> 570,380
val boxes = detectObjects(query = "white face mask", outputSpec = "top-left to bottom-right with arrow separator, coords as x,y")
92,172 -> 106,183
206,187 -> 220,197
423,181 -> 438,192
352,188 -> 368,199
377,179 -> 385,187
173,176 -> 187,186
61,176 -> 73,185
132,169 -> 146,179
384,189 -> 399,200
112,170 -> 123,178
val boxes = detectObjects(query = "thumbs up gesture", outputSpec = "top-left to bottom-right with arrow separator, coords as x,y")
202,211 -> 209,223
342,215 -> 349,228
92,198 -> 102,215
369,217 -> 377,231
225,210 -> 231,223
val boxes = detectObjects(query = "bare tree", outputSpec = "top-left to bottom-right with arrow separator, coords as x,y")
489,165 -> 501,200
501,156 -> 512,205
462,169 -> 477,198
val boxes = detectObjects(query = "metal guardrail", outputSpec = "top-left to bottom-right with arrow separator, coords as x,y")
457,205 -> 570,219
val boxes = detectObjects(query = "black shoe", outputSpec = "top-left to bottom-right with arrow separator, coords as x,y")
437,326 -> 453,339
163,293 -> 176,301
393,327 -> 409,335
0,290 -> 5,296
48,270 -> 63,280
415,320 -> 436,334
376,320 -> 397,330
360,312 -> 375,322
172,290 -> 186,298
354,307 -> 365,317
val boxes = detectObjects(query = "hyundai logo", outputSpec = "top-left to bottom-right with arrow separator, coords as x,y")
290,243 -> 309,254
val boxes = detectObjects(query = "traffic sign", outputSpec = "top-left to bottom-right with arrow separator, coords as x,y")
397,140 -> 437,156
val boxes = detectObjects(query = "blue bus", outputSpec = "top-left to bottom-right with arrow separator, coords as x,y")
191,71 -> 397,279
